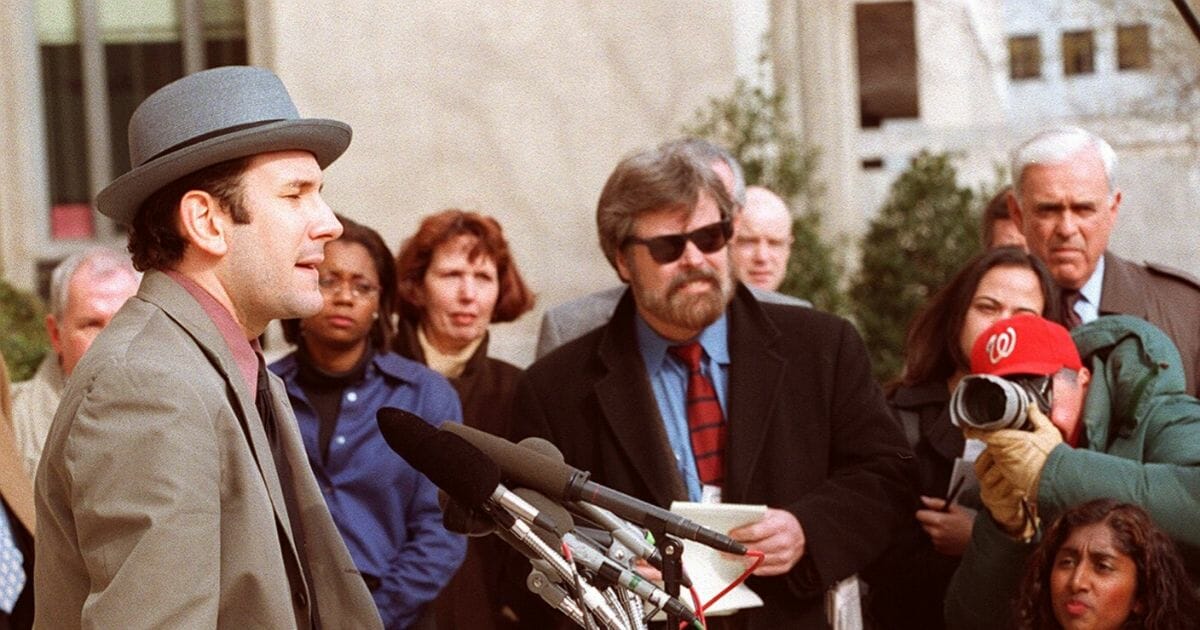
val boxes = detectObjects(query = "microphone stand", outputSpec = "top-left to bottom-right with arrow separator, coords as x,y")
645,515 -> 687,629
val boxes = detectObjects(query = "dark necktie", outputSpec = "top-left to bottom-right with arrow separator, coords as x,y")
1061,289 -> 1083,330
668,342 -> 726,487
256,358 -> 320,628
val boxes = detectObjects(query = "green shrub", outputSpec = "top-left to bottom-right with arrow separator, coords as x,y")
683,75 -> 845,314
849,151 -> 981,382
0,280 -> 49,382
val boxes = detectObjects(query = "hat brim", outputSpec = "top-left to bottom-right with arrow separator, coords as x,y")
985,360 -> 1064,377
96,118 -> 351,224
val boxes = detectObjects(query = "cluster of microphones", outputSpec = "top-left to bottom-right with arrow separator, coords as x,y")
376,407 -> 752,630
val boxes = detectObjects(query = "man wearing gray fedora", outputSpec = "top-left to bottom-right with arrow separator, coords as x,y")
34,66 -> 382,628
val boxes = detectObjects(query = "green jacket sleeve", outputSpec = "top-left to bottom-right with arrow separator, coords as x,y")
944,512 -> 1035,630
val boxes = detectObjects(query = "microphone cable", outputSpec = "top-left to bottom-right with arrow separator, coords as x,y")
562,541 -> 599,630
676,548 -> 766,630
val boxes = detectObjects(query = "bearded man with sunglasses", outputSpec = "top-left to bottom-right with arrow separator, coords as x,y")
509,145 -> 914,628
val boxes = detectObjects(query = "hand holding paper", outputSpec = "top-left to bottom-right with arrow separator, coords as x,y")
729,508 -> 806,576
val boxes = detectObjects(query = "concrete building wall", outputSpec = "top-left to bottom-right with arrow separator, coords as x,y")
0,1 -> 739,366
3,0 -> 1195,366
783,0 -> 1199,283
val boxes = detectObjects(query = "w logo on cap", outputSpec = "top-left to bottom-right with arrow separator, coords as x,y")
986,326 -> 1018,365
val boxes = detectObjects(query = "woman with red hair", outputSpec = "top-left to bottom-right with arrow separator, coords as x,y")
393,209 -> 536,629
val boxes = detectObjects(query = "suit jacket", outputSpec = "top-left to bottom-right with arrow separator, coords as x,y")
1100,252 -> 1200,396
10,355 -> 63,479
34,271 -> 381,629
0,353 -> 34,630
535,284 -> 812,359
512,285 -> 914,628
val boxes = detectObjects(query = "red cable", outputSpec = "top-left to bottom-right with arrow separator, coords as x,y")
677,549 -> 765,630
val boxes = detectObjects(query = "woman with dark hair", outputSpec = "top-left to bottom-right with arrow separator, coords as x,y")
392,209 -> 536,629
1017,499 -> 1200,630
271,215 -> 466,629
868,246 -> 1061,627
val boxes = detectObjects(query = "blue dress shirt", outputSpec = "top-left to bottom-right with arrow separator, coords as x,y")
272,351 -> 466,629
635,314 -> 730,502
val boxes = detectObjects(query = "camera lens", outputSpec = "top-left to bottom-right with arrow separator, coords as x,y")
949,374 -> 1034,431
961,378 -> 1009,426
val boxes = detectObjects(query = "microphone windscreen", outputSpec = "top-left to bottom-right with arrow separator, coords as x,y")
513,487 -> 574,539
442,423 -> 579,501
518,436 -> 564,461
439,491 -> 495,537
377,407 -> 500,508
377,406 -> 438,454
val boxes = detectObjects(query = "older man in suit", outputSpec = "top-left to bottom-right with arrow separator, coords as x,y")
34,67 -> 380,628
11,248 -> 139,479
511,144 -> 913,627
1008,126 -> 1200,395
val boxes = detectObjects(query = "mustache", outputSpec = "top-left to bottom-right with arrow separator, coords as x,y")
668,268 -> 720,294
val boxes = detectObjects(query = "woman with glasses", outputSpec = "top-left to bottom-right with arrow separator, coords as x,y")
392,208 -> 535,630
867,246 -> 1062,628
271,215 -> 466,630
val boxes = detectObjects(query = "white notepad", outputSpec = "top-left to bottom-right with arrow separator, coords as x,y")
659,501 -> 766,618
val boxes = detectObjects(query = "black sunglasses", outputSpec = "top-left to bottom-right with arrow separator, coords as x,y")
622,220 -> 733,264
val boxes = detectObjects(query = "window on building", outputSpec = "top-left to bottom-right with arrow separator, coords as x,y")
37,0 -> 246,242
1062,30 -> 1095,76
855,1 -> 919,129
1008,35 -> 1042,80
1117,24 -> 1151,71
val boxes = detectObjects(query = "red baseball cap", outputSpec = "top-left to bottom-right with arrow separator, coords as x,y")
970,315 -> 1082,376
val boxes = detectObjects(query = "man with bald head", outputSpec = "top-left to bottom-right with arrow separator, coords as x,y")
1007,126 -> 1200,394
731,186 -> 794,292
11,248 -> 139,477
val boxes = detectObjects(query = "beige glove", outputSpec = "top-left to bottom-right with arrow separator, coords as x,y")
965,404 -> 1061,502
974,450 -> 1032,539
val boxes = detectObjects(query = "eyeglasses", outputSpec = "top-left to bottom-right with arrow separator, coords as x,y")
318,275 -> 380,299
622,220 -> 733,264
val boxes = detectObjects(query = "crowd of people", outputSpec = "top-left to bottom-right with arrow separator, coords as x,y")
1,65 -> 1198,629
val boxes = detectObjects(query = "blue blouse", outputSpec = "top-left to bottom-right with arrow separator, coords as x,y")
271,350 -> 466,629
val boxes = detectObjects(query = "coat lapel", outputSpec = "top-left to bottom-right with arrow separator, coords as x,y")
136,272 -> 300,554
1099,252 -> 1151,319
593,292 -> 688,506
724,286 -> 788,502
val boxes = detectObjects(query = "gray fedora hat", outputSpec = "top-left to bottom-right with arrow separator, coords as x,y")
96,65 -> 351,224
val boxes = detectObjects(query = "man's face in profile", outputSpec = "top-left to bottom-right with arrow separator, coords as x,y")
220,150 -> 343,332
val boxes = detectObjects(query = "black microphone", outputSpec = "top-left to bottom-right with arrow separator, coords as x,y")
438,491 -> 495,537
376,408 -> 559,535
441,422 -> 748,555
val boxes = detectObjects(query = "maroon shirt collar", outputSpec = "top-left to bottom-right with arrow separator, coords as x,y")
164,270 -> 262,397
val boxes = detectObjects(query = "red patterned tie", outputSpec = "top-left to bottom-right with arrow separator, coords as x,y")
668,342 -> 726,487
